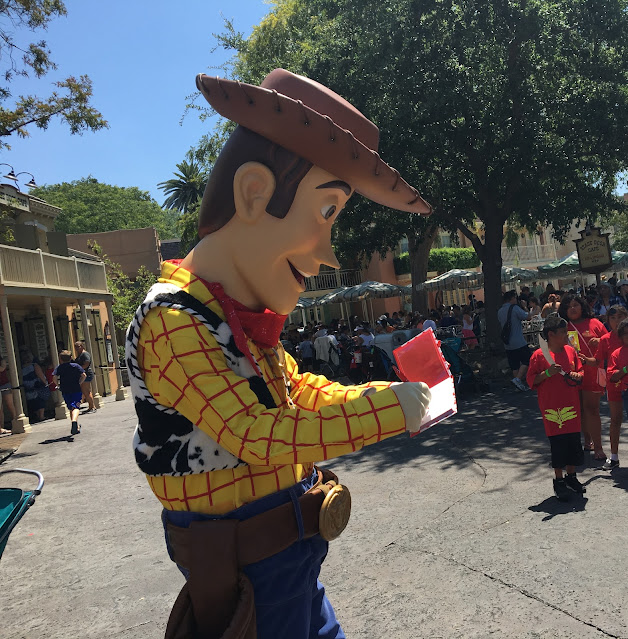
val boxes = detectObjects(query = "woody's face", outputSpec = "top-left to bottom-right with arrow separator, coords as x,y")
233,166 -> 351,314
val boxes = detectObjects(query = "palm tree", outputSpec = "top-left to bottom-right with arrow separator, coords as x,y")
157,159 -> 207,213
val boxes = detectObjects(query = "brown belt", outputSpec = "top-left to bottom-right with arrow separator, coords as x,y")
163,468 -> 351,638
166,467 -> 350,572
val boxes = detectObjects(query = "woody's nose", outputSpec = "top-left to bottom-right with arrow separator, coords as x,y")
315,234 -> 340,270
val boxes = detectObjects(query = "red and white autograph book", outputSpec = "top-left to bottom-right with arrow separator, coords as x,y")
393,328 -> 458,435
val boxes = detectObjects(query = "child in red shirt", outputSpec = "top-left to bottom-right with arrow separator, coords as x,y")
607,318 -> 628,470
527,316 -> 585,501
595,306 -> 628,469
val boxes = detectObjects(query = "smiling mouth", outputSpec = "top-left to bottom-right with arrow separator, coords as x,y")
288,262 -> 308,287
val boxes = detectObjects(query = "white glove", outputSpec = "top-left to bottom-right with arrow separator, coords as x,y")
390,382 -> 431,433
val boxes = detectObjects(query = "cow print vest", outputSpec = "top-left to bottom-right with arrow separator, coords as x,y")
125,282 -> 277,477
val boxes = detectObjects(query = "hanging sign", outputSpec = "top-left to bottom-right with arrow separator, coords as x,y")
574,225 -> 612,274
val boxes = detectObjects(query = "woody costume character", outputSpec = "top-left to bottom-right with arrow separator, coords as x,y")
127,69 -> 432,638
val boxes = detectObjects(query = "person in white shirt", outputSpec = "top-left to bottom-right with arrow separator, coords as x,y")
356,327 -> 374,348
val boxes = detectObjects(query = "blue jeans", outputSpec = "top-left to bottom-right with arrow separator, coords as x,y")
162,472 -> 345,639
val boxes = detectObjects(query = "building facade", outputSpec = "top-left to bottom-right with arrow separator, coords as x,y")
0,183 -> 126,434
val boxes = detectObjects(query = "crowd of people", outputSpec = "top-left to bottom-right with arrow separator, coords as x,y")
499,277 -> 628,499
282,301 -> 487,383
281,276 -> 628,503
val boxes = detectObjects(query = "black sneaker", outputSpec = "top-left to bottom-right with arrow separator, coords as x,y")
553,478 -> 571,501
564,473 -> 586,494
70,421 -> 79,436
602,458 -> 619,471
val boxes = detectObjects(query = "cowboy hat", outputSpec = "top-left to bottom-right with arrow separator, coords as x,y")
196,69 -> 431,215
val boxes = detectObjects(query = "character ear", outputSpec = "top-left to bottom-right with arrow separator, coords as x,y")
233,162 -> 276,224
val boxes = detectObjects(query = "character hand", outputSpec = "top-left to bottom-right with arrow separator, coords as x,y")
569,371 -> 583,381
588,337 -> 600,349
390,382 -> 431,433
548,364 -> 562,376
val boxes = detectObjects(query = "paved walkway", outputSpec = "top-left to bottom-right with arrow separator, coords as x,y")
2,389 -> 627,638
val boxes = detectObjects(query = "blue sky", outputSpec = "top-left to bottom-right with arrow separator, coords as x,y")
1,0 -> 270,202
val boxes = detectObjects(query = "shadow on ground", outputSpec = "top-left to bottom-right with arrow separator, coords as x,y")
326,389 -> 621,490
39,435 -> 77,445
528,495 -> 588,521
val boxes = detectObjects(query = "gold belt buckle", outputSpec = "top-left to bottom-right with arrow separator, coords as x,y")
318,482 -> 351,541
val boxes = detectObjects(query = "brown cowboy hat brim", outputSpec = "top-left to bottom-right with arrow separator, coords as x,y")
196,74 -> 431,215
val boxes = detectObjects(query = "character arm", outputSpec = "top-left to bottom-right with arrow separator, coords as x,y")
284,351 -> 394,409
142,309 -> 406,467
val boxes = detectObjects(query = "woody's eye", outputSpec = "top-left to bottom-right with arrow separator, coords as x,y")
320,204 -> 336,220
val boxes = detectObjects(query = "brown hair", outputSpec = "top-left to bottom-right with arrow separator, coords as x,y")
558,294 -> 593,320
198,126 -> 313,238
59,350 -> 72,363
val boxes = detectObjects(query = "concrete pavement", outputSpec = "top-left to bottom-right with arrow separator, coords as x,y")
1,389 -> 627,638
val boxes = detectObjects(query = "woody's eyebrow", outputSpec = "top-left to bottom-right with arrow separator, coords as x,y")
315,180 -> 351,195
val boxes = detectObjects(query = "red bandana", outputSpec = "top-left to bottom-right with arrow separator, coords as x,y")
201,280 -> 286,370
167,262 -> 287,370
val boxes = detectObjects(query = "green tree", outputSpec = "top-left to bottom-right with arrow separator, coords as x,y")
31,177 -> 179,239
88,241 -> 157,336
609,209 -> 628,251
197,0 -> 628,344
107,263 -> 158,336
0,1 -> 106,148
165,132 -> 229,256
177,199 -> 201,256
158,158 -> 207,214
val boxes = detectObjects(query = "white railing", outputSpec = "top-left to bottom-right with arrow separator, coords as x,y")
502,244 -> 557,264
305,269 -> 362,292
0,245 -> 109,294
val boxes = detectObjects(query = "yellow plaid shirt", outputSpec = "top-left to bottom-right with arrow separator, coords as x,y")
138,262 -> 406,514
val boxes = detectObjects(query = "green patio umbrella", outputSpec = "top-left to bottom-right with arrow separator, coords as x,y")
537,251 -> 581,276
500,266 -> 539,282
416,269 -> 482,291
537,250 -> 628,277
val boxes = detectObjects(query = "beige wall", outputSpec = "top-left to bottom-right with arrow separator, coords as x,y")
362,252 -> 403,317
67,227 -> 161,278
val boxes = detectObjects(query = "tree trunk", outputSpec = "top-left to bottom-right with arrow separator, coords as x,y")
481,219 -> 505,348
409,225 -> 438,315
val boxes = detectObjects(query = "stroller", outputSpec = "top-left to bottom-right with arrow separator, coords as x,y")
0,468 -> 44,559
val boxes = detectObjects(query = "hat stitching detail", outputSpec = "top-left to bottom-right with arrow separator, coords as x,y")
296,100 -> 310,125
216,77 -> 229,100
324,116 -> 336,141
407,188 -> 420,205
237,81 -> 255,105
348,130 -> 359,160
271,89 -> 281,112
392,169 -> 400,191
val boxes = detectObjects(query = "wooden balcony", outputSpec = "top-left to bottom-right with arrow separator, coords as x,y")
305,269 -> 362,292
501,243 -> 557,265
0,245 -> 109,294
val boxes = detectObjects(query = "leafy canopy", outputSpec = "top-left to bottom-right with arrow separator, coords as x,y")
198,0 -> 628,342
394,248 -> 480,275
31,177 -> 179,239
0,1 -> 107,148
609,208 -> 628,251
